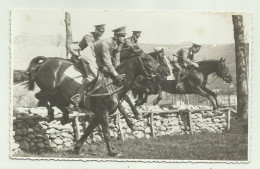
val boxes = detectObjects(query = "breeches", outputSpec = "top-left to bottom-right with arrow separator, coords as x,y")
80,58 -> 98,81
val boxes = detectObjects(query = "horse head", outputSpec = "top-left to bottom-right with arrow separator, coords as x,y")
139,53 -> 168,82
152,48 -> 171,76
216,57 -> 232,83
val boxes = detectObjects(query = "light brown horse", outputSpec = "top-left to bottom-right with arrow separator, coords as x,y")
26,53 -> 167,156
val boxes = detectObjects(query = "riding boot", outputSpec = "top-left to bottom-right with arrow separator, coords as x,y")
176,71 -> 182,91
71,78 -> 91,107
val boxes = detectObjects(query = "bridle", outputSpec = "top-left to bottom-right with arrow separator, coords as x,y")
136,54 -> 158,82
217,61 -> 230,82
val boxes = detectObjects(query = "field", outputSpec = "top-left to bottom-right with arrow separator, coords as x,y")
12,116 -> 248,161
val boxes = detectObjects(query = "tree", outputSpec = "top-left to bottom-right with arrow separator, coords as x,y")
64,12 -> 73,59
232,15 -> 248,130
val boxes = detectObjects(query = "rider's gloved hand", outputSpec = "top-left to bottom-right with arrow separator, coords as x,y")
115,74 -> 126,82
192,62 -> 199,68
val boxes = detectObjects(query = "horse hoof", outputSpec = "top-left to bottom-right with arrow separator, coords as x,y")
135,101 -> 144,106
153,100 -> 159,105
109,152 -> 122,157
74,145 -> 82,154
131,125 -> 138,131
46,115 -> 54,123
136,114 -> 143,120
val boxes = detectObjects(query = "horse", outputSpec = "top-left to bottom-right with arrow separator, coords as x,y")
132,48 -> 171,106
26,53 -> 167,157
128,58 -> 233,110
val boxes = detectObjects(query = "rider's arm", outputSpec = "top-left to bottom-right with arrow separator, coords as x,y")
101,41 -> 119,77
79,34 -> 94,50
112,45 -> 121,67
181,49 -> 194,65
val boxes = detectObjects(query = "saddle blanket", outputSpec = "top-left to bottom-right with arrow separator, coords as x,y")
64,65 -> 84,84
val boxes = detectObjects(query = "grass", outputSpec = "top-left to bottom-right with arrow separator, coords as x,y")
12,133 -> 247,161
12,116 -> 248,161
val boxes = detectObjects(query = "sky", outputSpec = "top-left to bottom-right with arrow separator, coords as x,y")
11,9 -> 252,45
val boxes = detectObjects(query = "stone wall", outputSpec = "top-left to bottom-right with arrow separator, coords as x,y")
11,105 -> 229,153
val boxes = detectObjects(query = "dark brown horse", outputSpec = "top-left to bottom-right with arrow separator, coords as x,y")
128,58 -> 233,110
26,53 -> 167,156
132,48 -> 171,106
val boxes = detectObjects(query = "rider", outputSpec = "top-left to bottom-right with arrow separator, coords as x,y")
121,31 -> 144,55
71,26 -> 127,107
174,43 -> 201,91
70,24 -> 106,59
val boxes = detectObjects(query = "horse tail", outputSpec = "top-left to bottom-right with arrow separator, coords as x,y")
26,56 -> 47,90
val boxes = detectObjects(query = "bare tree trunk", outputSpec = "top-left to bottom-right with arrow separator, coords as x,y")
64,12 -> 73,59
232,15 -> 248,123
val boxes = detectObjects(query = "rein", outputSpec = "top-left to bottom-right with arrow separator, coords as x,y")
86,54 -> 152,97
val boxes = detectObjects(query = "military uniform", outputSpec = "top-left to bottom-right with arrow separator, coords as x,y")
122,31 -> 143,55
176,48 -> 194,67
70,24 -> 105,59
174,44 -> 201,91
80,37 -> 121,81
78,32 -> 100,51
71,26 -> 126,106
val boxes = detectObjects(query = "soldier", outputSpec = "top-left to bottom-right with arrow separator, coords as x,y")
174,43 -> 201,91
71,26 -> 127,107
121,31 -> 143,55
70,24 -> 106,60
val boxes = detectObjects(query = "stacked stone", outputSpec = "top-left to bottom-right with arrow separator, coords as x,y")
12,105 -> 229,153
13,119 -> 51,153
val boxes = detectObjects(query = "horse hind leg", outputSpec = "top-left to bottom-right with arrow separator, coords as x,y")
203,87 -> 219,108
194,87 -> 218,110
153,85 -> 163,105
35,91 -> 54,122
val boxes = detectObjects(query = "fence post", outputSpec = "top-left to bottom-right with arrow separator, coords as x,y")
117,114 -> 125,141
74,114 -> 80,141
150,113 -> 155,137
227,109 -> 231,131
187,111 -> 194,135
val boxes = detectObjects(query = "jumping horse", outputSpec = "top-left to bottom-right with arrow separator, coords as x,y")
128,58 -> 233,110
26,53 -> 167,156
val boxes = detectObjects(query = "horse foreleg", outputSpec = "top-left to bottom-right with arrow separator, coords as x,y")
135,92 -> 146,106
118,104 -> 138,131
75,116 -> 100,154
124,95 -> 141,120
153,85 -> 163,105
203,87 -> 219,108
194,87 -> 217,110
100,111 -> 122,157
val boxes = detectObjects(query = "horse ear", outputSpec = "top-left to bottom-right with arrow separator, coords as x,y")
220,57 -> 223,62
223,58 -> 226,62
161,48 -> 164,52
154,48 -> 158,52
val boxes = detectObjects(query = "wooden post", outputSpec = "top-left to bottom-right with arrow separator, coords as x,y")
74,114 -> 81,141
186,94 -> 189,105
64,12 -> 73,59
150,113 -> 155,137
232,15 -> 248,123
117,114 -> 125,141
187,111 -> 194,135
227,109 -> 231,131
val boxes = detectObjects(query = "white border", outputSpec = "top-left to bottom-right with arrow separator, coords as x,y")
1,0 -> 260,169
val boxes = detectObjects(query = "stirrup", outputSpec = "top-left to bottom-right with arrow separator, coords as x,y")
71,94 -> 82,107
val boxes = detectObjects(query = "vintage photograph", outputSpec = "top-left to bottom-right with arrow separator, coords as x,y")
11,10 -> 251,161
